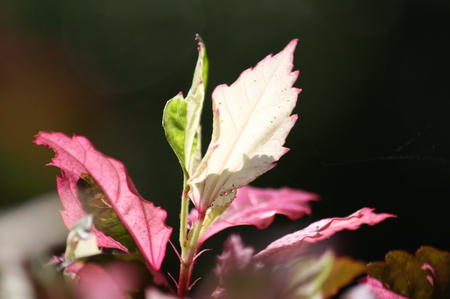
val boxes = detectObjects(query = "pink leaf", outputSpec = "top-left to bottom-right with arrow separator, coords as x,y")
363,277 -> 409,299
254,208 -> 396,264
34,132 -> 172,270
215,235 -> 255,278
71,261 -> 144,299
198,185 -> 318,243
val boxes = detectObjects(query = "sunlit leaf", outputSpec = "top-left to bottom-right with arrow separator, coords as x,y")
34,132 -> 172,270
163,36 -> 207,177
254,208 -> 395,264
197,185 -> 318,243
187,39 -> 300,215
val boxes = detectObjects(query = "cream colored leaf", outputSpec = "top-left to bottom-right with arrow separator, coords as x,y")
188,40 -> 300,214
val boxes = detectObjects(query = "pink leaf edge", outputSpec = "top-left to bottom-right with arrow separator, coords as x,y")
197,185 -> 319,243
254,207 -> 396,264
361,276 -> 409,299
34,132 -> 172,270
188,39 -> 300,214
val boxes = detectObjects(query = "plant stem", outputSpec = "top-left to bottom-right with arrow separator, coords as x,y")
179,185 -> 189,248
178,218 -> 203,298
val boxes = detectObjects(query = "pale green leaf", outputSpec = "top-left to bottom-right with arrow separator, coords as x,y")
322,256 -> 366,298
163,93 -> 188,172
282,250 -> 334,299
163,36 -> 207,177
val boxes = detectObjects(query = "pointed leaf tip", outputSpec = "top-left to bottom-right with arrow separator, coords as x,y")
188,39 -> 301,214
254,208 -> 395,264
163,35 -> 208,178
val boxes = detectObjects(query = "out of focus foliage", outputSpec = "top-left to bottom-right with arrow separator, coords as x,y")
0,0 -> 449,271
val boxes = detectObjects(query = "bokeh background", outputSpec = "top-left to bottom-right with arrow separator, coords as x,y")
1,0 -> 450,295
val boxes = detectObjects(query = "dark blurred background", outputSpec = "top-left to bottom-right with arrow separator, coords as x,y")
1,0 -> 449,291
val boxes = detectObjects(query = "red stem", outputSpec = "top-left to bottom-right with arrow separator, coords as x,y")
177,216 -> 204,298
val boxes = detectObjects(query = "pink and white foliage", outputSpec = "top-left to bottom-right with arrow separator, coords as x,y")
34,132 -> 172,270
254,208 -> 396,264
197,185 -> 319,243
187,39 -> 300,214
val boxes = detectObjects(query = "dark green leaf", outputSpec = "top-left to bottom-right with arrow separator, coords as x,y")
368,246 -> 450,299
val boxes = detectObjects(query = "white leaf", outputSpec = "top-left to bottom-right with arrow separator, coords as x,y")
188,40 -> 300,214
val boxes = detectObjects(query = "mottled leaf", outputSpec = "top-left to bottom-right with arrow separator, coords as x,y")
34,132 -> 172,270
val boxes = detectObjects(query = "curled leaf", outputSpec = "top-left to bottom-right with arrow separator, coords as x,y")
34,132 -> 172,270
254,208 -> 396,264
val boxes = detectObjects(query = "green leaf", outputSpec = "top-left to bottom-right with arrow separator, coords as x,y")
162,94 -> 189,173
368,246 -> 450,299
322,256 -> 366,298
282,250 -> 335,299
416,246 -> 450,298
163,36 -> 208,178
195,35 -> 209,92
